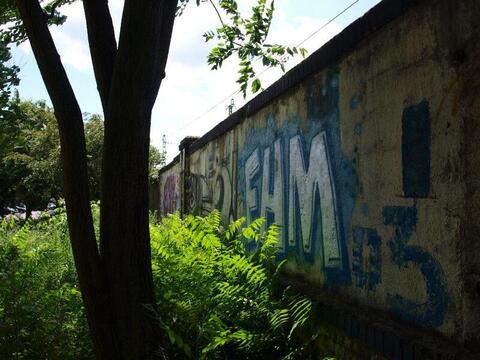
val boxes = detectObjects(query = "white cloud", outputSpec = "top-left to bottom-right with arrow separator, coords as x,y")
107,0 -> 124,39
49,27 -> 92,71
18,39 -> 32,55
17,1 -> 92,72
59,1 -> 87,24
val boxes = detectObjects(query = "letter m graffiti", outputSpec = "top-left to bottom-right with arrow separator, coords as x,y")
288,131 -> 342,267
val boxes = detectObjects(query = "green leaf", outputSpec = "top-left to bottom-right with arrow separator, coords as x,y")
251,78 -> 261,93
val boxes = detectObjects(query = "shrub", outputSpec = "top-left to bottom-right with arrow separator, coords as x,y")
0,211 -> 93,360
150,211 -> 315,359
0,209 -> 319,359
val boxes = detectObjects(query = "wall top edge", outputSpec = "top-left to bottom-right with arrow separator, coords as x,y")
159,0 -> 419,174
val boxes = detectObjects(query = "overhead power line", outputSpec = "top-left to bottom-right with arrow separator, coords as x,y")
166,0 -> 361,136
171,88 -> 242,134
296,0 -> 359,48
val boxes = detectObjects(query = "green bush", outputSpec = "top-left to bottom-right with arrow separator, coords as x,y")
151,211 -> 316,359
0,210 -> 318,359
0,211 -> 93,360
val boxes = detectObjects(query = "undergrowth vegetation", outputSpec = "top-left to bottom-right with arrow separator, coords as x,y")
151,211 -> 317,359
0,209 -> 322,359
0,209 -> 92,360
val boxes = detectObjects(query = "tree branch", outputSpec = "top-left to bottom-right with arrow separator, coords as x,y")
209,0 -> 225,28
83,0 -> 117,114
208,0 -> 242,47
14,1 -> 120,358
45,0 -> 62,20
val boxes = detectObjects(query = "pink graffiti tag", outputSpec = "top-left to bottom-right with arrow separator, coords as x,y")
163,174 -> 180,214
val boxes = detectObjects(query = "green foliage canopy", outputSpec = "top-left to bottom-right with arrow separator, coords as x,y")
1,99 -> 68,209
0,102 -> 164,210
0,0 -> 74,44
0,42 -> 18,113
178,0 -> 307,96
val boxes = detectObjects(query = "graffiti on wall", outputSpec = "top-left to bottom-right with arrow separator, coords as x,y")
159,71 -> 450,329
186,148 -> 235,222
238,71 -> 357,284
162,174 -> 180,215
352,227 -> 382,291
349,98 -> 447,327
236,73 -> 449,328
383,206 -> 449,327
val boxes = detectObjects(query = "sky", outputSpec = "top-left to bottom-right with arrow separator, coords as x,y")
10,0 -> 382,162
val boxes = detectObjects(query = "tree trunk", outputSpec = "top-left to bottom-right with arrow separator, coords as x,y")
82,0 -> 117,114
100,1 -> 177,358
14,1 -> 120,359
16,0 -> 178,359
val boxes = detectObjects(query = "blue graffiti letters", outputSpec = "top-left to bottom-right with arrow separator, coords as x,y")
352,227 -> 381,291
383,206 -> 449,327
244,130 -> 343,269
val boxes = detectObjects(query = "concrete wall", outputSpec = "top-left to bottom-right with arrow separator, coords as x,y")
156,0 -> 480,356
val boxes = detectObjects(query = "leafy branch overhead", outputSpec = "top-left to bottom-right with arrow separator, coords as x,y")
0,0 -> 75,43
1,0 -> 305,97
178,0 -> 307,96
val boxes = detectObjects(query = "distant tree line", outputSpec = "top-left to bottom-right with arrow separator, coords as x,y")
0,42 -> 165,212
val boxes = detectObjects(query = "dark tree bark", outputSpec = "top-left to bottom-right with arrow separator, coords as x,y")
14,1 -> 121,359
100,1 -> 177,358
15,0 -> 177,359
82,0 -> 117,113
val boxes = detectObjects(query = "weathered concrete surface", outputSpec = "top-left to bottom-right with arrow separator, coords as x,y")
156,0 -> 480,356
